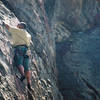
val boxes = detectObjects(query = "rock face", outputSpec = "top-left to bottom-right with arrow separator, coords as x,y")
0,0 -> 63,100
1,0 -> 100,100
53,0 -> 100,32
53,0 -> 100,100
56,30 -> 100,100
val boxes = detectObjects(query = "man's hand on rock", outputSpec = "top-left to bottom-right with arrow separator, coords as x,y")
3,22 -> 9,30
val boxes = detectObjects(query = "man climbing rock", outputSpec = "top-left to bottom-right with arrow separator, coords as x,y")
3,22 -> 32,90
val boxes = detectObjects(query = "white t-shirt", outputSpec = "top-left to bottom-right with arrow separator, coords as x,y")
9,27 -> 31,47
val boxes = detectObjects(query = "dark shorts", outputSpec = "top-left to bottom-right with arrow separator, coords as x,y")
13,45 -> 30,71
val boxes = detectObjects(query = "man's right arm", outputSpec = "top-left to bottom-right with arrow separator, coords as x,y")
3,22 -> 10,30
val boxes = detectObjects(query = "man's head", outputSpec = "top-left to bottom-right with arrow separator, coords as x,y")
17,22 -> 27,29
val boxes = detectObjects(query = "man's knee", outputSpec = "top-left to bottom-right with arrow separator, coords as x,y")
18,65 -> 24,69
25,71 -> 31,77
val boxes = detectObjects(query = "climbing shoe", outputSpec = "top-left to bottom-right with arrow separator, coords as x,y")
27,83 -> 32,91
20,76 -> 25,82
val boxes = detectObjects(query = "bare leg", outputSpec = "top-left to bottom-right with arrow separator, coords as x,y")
25,71 -> 32,90
25,71 -> 31,84
18,65 -> 25,76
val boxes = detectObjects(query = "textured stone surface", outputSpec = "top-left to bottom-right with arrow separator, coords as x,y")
56,29 -> 100,100
1,0 -> 100,100
0,1 -> 63,100
53,0 -> 100,32
53,0 -> 100,100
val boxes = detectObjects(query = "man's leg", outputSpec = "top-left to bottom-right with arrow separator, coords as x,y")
14,52 -> 25,80
18,65 -> 25,76
25,70 -> 31,90
24,56 -> 31,90
25,71 -> 31,85
18,65 -> 25,81
14,47 -> 26,81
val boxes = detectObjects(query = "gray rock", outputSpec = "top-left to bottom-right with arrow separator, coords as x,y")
1,0 -> 100,100
0,1 -> 63,100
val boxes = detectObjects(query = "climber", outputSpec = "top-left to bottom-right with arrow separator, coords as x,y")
3,22 -> 32,90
